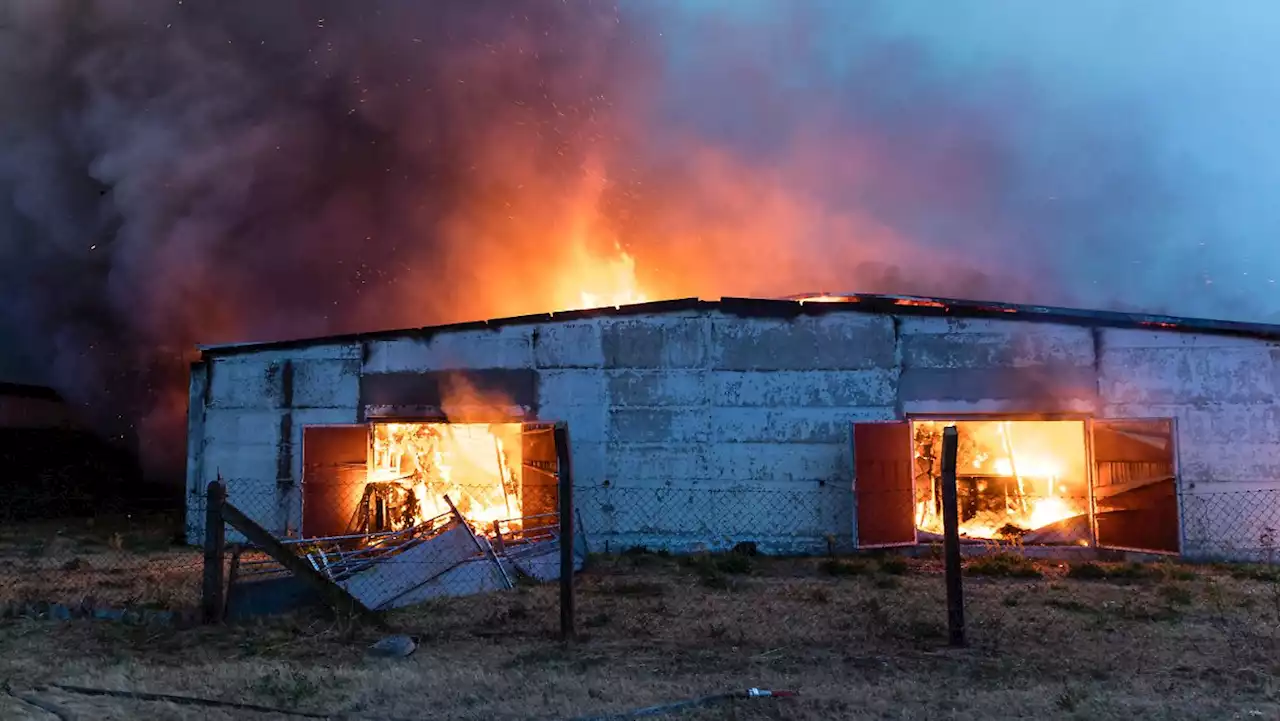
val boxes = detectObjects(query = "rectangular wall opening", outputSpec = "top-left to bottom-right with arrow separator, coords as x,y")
300,421 -> 562,542
1091,419 -> 1179,554
367,423 -> 525,534
911,419 -> 1091,545
300,425 -> 369,539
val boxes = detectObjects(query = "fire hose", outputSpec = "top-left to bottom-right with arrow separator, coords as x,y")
17,682 -> 798,721
559,688 -> 799,721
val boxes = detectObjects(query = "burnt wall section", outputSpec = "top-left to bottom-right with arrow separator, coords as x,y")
896,317 -> 1098,414
582,311 -> 1280,557
357,320 -> 612,538
359,368 -> 538,420
1097,329 -> 1280,559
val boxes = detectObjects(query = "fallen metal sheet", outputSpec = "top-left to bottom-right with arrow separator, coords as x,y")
338,525 -> 480,610
506,533 -> 587,583
382,555 -> 516,609
1020,514 -> 1092,545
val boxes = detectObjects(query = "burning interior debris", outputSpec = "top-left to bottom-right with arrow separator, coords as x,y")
303,422 -> 560,540
912,420 -> 1090,544
254,421 -> 578,611
900,418 -> 1180,552
364,423 -> 527,536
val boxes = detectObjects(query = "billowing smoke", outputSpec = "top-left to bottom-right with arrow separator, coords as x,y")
0,0 -> 1271,481
0,0 -> 642,476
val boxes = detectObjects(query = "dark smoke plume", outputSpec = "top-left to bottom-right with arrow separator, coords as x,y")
0,1 -> 1252,481
0,0 -> 640,477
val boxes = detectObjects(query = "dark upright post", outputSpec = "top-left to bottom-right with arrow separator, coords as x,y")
554,423 -> 575,641
940,426 -> 965,647
202,480 -> 227,624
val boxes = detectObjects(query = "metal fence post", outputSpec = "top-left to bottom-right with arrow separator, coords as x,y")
940,426 -> 966,647
202,480 -> 227,624
555,423 -> 575,641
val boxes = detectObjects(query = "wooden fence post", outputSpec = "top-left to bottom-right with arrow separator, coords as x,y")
555,423 -> 575,641
940,426 -> 966,647
202,480 -> 227,624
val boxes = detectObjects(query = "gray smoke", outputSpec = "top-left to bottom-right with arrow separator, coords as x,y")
0,0 -> 1267,480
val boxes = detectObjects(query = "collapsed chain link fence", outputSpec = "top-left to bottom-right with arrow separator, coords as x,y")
5,482 -> 1280,622
202,479 -> 570,623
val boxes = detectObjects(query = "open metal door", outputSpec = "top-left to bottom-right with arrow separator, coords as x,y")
521,422 -> 563,520
300,425 -> 369,538
853,422 -> 917,548
1090,419 -> 1180,554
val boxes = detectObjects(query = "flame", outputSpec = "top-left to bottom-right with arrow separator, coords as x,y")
550,158 -> 651,312
913,420 -> 1087,540
893,298 -> 948,308
574,244 -> 649,310
796,294 -> 856,304
992,457 -> 1059,478
369,422 -> 522,536
1027,496 -> 1072,530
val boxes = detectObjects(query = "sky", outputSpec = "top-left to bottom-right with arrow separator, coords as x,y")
632,0 -> 1280,319
877,0 -> 1280,299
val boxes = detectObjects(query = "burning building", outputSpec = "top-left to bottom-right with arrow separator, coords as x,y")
185,293 -> 1280,561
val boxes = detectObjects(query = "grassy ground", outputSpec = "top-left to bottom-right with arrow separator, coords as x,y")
0,514 -> 199,610
3,552 -> 1280,719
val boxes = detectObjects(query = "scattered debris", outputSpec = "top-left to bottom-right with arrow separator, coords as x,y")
368,634 -> 419,658
226,495 -> 588,618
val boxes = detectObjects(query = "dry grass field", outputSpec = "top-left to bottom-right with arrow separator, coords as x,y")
3,550 -> 1280,719
0,513 -> 200,610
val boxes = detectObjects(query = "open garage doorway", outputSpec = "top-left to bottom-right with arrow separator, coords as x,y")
912,420 -> 1091,545
853,417 -> 1180,555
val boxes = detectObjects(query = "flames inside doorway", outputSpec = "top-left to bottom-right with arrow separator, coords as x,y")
912,420 -> 1090,544
301,422 -> 560,542
365,423 -> 525,534
293,421 -> 569,610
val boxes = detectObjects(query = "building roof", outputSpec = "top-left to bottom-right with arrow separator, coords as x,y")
0,383 -> 62,401
0,324 -> 52,393
197,292 -> 1280,357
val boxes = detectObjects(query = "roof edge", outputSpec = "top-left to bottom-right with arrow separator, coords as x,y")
0,382 -> 64,401
195,293 -> 1280,357
197,297 -> 711,354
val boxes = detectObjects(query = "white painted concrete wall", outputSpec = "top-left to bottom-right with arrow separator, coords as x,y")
1098,329 -> 1280,559
185,309 -> 1280,559
185,342 -> 362,544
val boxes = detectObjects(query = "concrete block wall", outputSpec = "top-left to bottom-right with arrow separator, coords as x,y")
358,320 -> 610,484
186,307 -> 1280,560
1097,328 -> 1280,559
896,317 -> 1098,414
582,312 -> 901,553
185,343 -> 362,543
241,311 -> 905,554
